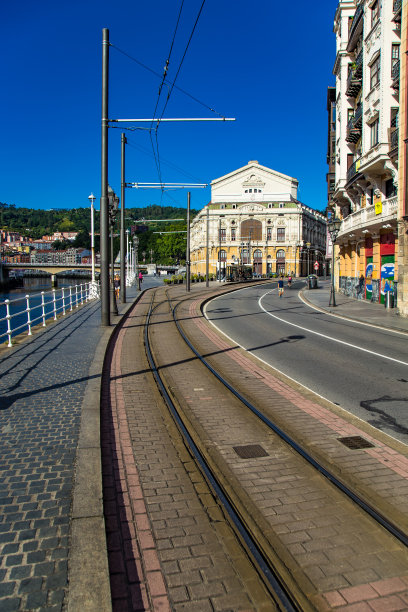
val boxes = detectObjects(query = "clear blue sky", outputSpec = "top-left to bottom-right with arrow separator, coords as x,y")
1,0 -> 338,214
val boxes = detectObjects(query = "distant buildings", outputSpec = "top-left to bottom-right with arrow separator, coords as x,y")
190,161 -> 327,278
330,0 -> 403,306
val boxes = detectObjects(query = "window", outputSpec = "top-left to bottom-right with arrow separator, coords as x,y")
220,228 -> 226,242
277,228 -> 285,242
276,249 -> 285,260
392,44 -> 400,68
385,179 -> 396,198
231,227 -> 236,241
267,227 -> 272,241
279,203 -> 284,208
370,118 -> 379,147
219,249 -> 227,261
371,0 -> 380,27
370,55 -> 380,89
220,204 -> 225,209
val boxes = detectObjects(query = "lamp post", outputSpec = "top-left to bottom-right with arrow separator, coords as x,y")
88,193 -> 99,299
328,218 -> 342,307
306,242 -> 311,276
133,235 -> 140,289
108,186 -> 119,315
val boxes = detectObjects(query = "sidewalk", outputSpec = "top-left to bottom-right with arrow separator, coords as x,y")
301,278 -> 408,334
0,279 -> 161,612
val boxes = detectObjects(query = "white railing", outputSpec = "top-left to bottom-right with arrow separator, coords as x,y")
340,196 -> 398,235
0,282 -> 100,348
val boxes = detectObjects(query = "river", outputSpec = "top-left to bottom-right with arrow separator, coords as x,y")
0,277 -> 92,343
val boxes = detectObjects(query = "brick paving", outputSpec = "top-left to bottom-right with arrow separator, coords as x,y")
101,289 -> 272,611
143,284 -> 408,610
0,299 -> 103,611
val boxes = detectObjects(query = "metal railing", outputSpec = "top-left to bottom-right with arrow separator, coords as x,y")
0,282 -> 99,348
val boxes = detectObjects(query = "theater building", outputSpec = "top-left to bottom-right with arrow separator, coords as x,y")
190,161 -> 326,278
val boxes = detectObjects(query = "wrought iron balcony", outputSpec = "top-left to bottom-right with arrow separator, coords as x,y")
347,158 -> 362,183
393,0 -> 402,22
389,127 -> 399,157
346,68 -> 362,98
353,104 -> 363,127
392,60 -> 400,89
347,2 -> 364,51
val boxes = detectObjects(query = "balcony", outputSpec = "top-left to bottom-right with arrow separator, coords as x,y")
389,127 -> 399,157
345,106 -> 363,144
346,69 -> 362,98
392,60 -> 400,90
393,0 -> 402,23
339,196 -> 398,237
347,157 -> 362,183
347,2 -> 364,52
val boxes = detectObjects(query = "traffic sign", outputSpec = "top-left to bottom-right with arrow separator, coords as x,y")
314,261 -> 319,270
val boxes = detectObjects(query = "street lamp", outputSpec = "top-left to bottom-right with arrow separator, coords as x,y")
108,186 -> 119,315
88,193 -> 99,299
328,217 -> 342,307
306,241 -> 311,276
133,235 -> 140,289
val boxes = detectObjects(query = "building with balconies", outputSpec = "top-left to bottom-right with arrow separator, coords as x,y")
331,0 -> 401,304
190,161 -> 327,278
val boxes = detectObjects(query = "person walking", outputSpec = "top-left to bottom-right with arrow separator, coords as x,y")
278,275 -> 284,298
138,271 -> 143,290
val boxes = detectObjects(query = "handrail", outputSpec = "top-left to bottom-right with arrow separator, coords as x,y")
0,282 -> 99,348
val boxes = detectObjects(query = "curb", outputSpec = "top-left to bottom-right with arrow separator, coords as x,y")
300,288 -> 408,335
68,291 -> 142,612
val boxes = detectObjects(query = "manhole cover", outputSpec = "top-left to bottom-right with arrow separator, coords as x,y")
338,436 -> 374,450
233,444 -> 269,458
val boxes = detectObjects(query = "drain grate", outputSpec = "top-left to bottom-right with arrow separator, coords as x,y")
233,444 -> 269,459
338,436 -> 374,450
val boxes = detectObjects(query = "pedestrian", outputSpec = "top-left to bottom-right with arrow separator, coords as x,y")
278,275 -> 284,298
114,275 -> 120,298
287,274 -> 292,288
138,271 -> 143,290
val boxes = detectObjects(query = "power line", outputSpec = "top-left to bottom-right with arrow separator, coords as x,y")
110,40 -> 223,117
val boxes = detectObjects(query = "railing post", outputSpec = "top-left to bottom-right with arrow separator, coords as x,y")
41,291 -> 46,327
80,283 -> 84,305
52,289 -> 57,320
26,294 -> 32,336
5,300 -> 12,347
62,288 -> 66,316
69,286 -> 73,311
75,285 -> 79,308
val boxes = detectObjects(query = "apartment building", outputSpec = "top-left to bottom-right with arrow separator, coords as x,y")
190,161 -> 326,278
396,0 -> 407,315
331,0 -> 401,304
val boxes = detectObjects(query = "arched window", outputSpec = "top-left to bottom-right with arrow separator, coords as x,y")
276,249 -> 285,261
219,249 -> 227,261
253,249 -> 262,261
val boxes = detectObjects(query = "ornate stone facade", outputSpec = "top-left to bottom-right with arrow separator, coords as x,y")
190,161 -> 327,277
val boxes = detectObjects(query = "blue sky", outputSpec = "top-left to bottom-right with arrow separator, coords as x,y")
1,0 -> 338,213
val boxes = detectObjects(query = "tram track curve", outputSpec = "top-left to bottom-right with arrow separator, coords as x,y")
142,283 -> 408,610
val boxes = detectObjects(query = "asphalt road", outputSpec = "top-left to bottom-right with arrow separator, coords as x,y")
204,281 -> 408,446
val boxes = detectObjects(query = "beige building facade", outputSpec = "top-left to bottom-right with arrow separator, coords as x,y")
190,161 -> 327,278
331,0 -> 402,305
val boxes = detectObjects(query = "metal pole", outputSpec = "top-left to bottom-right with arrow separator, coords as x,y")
218,217 -> 221,282
110,223 -> 118,315
100,28 -> 110,325
90,197 -> 95,283
329,241 -> 337,307
120,133 -> 127,303
206,206 -> 209,287
186,192 -> 191,292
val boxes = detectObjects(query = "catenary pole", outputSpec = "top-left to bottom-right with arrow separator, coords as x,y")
206,206 -> 209,287
186,192 -> 191,292
120,133 -> 127,303
100,28 -> 110,325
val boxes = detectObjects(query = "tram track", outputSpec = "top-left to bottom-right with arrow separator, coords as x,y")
143,284 -> 408,610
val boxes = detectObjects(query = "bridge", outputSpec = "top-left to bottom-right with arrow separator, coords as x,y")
1,262 -> 102,275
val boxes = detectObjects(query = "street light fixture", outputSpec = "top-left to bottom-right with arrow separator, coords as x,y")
328,217 -> 342,307
108,186 -> 119,315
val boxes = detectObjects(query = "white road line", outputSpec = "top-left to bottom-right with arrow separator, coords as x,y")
258,289 -> 408,367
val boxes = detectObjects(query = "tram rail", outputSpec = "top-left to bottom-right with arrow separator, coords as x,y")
141,282 -> 408,610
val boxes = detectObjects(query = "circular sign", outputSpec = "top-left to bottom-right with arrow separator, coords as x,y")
314,262 -> 319,270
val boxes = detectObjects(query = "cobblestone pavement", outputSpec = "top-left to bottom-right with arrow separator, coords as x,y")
0,299 -> 104,612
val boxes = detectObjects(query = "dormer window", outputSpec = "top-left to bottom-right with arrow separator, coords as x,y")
279,203 -> 284,208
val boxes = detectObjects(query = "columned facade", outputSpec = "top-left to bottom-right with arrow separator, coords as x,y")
190,161 -> 327,277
